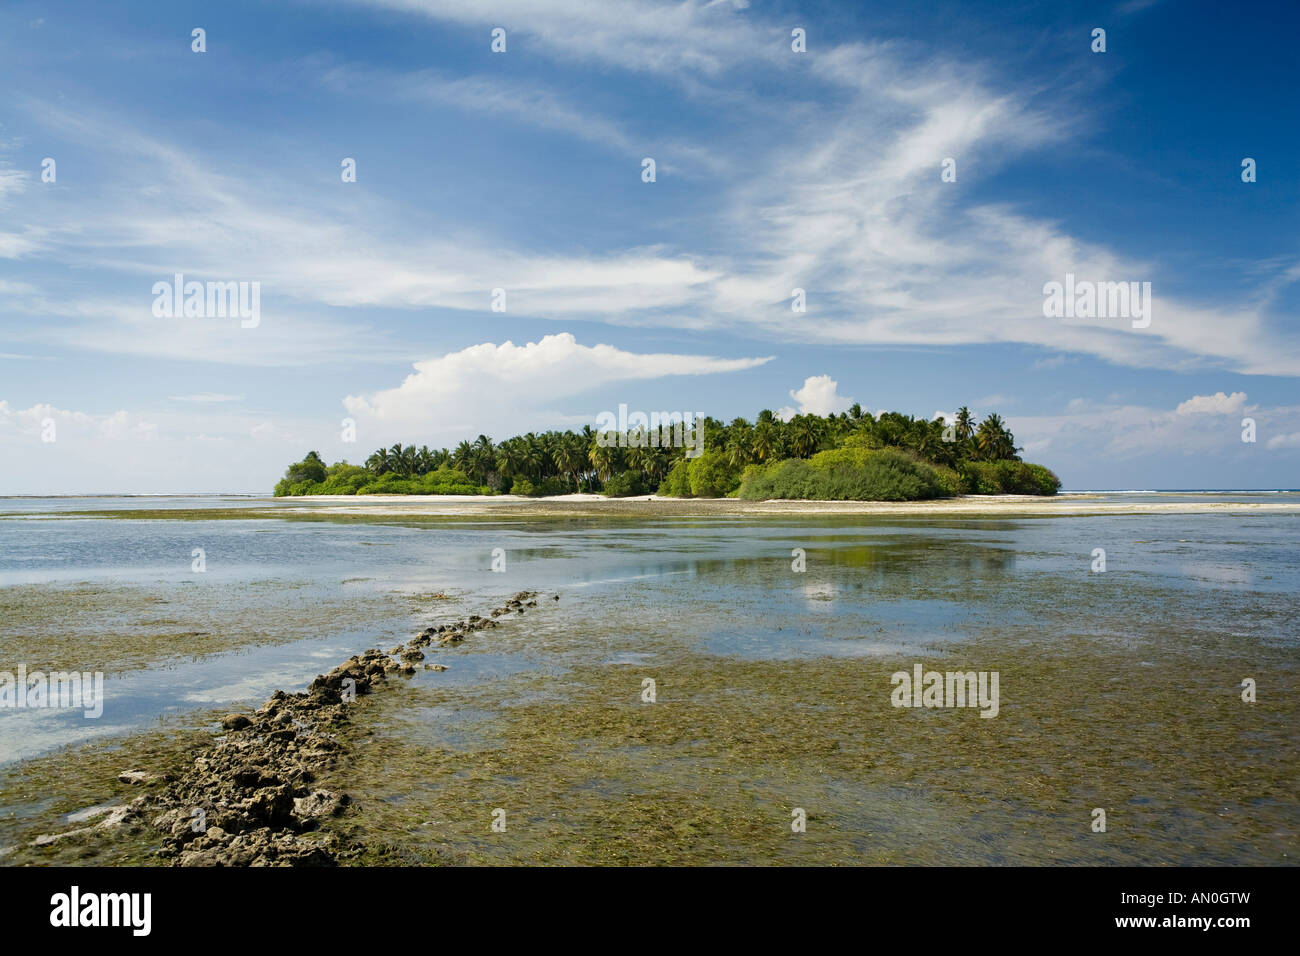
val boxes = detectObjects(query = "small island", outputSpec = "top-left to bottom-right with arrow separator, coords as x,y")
275,405 -> 1061,500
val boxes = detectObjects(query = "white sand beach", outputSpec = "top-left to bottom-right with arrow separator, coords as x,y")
283,492 -> 1300,518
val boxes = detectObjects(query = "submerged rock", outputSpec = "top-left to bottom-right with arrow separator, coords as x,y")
117,769 -> 165,785
32,595 -> 549,867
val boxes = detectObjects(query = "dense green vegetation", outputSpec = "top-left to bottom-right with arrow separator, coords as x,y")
274,405 -> 1060,500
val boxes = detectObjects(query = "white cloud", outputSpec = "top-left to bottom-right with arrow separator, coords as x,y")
0,401 -> 156,441
343,332 -> 771,442
1006,392 -> 1300,469
323,66 -> 638,155
343,0 -> 784,78
1,4 -> 1295,378
0,399 -> 340,493
777,374 -> 853,420
319,64 -> 728,178
1265,432 -> 1300,450
0,163 -> 27,200
1175,391 -> 1248,416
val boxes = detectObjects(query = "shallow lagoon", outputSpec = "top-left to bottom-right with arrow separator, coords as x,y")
0,496 -> 1296,864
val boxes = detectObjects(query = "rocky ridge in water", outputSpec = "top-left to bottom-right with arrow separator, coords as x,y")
29,591 -> 547,866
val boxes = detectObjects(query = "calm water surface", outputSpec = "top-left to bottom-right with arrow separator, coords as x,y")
1,494 -> 1296,765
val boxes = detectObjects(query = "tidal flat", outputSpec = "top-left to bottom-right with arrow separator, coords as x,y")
1,496 -> 1296,865
0,581 -> 432,674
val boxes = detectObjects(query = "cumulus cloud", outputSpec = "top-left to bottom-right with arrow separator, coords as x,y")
0,401 -> 156,441
1175,391 -> 1248,416
1006,392 -> 1300,474
343,332 -> 771,442
0,399 -> 334,493
777,374 -> 853,420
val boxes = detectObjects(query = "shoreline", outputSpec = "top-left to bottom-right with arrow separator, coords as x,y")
274,492 -> 1300,518
6,491 -> 1299,523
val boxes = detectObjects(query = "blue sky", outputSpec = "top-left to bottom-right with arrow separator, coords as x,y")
1,0 -> 1297,493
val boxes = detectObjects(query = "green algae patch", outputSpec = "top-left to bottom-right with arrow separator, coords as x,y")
316,627 -> 1298,866
0,581 -> 419,674
0,716 -> 220,866
5,621 -> 1294,867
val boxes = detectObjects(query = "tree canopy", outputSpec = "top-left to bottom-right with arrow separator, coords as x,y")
275,405 -> 1060,500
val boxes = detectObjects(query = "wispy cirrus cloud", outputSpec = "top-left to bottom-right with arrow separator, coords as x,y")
2,0 -> 1296,380
169,393 -> 245,404
338,0 -> 784,78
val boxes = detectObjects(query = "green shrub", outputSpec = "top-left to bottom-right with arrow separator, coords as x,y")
687,449 -> 742,498
315,463 -> 368,495
739,448 -> 948,501
347,467 -> 488,496
603,470 -> 652,497
357,474 -> 416,494
956,460 -> 1061,495
1019,462 -> 1061,495
510,478 -> 537,496
958,461 -> 999,494
275,453 -> 327,495
658,459 -> 693,497
274,478 -> 319,497
932,465 -> 964,497
529,476 -> 571,496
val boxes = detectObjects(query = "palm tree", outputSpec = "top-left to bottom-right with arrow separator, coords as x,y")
645,445 -> 671,484
926,419 -> 957,466
415,445 -> 436,475
469,435 -> 496,484
752,421 -> 776,463
626,443 -> 653,476
452,440 -> 474,473
790,415 -> 822,458
975,414 -> 1019,461
386,443 -> 409,477
955,406 -> 975,442
519,433 -> 544,480
365,447 -> 391,475
554,434 -> 586,492
725,433 -> 752,469
589,443 -> 616,482
496,439 -> 523,481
